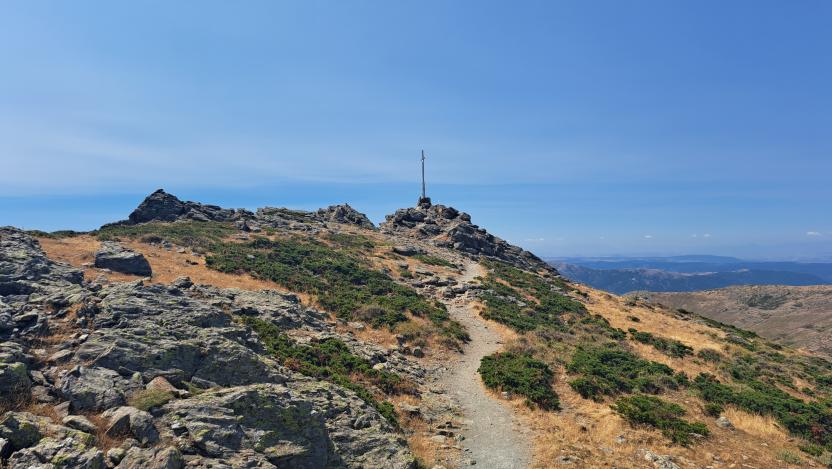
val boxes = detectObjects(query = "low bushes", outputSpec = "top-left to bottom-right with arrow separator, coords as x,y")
613,394 -> 709,446
567,344 -> 682,400
208,237 -> 468,345
693,373 -> 832,446
478,352 -> 559,410
412,254 -> 456,268
243,316 -> 410,425
97,221 -> 236,252
479,260 -> 586,333
628,329 -> 693,358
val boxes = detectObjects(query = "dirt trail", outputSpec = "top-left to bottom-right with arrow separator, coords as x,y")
437,261 -> 532,469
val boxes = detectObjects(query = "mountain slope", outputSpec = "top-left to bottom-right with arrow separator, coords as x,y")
3,190 -> 832,468
641,285 -> 832,358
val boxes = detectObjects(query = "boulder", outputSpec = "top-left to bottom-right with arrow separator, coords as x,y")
6,436 -> 104,469
160,382 -> 414,468
59,366 -> 134,412
0,412 -> 43,451
94,242 -> 152,276
0,360 -> 30,405
61,415 -> 98,434
117,446 -> 183,469
103,406 -> 159,445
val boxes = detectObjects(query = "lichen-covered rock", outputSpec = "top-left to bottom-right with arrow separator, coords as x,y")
103,406 -> 159,445
74,282 -> 289,387
59,366 -> 135,412
0,412 -> 44,451
380,203 -> 552,272
6,436 -> 104,469
0,342 -> 31,404
160,383 -> 414,468
117,446 -> 183,469
94,242 -> 152,276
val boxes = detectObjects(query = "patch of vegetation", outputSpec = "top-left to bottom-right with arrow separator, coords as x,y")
412,254 -> 456,268
745,293 -> 788,310
627,315 -> 641,322
27,229 -> 85,239
479,260 -> 586,332
243,316 -> 410,425
128,389 -> 174,411
696,348 -> 723,363
613,394 -> 709,446
693,373 -> 832,446
703,402 -> 723,417
97,221 -> 236,252
323,232 -> 376,250
628,329 -> 693,358
208,237 -> 467,344
478,352 -> 559,410
567,343 -> 681,400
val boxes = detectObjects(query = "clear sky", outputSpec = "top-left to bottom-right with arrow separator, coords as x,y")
1,1 -> 830,259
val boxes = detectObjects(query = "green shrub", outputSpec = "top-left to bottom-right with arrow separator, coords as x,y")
207,237 -> 468,344
479,260 -> 586,333
628,329 -> 693,358
412,254 -> 455,268
703,402 -> 724,417
693,373 -> 832,446
128,389 -> 174,411
97,221 -> 236,251
479,352 -> 559,410
613,394 -> 709,446
243,316 -> 408,426
566,344 -> 678,400
697,348 -> 723,363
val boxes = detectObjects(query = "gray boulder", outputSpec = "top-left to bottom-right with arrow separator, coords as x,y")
94,242 -> 152,276
7,436 -> 104,469
0,342 -> 31,404
160,382 -> 414,468
103,406 -> 159,445
117,446 -> 183,469
59,366 -> 134,412
0,412 -> 43,451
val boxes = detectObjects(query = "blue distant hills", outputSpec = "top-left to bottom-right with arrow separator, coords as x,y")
548,255 -> 832,294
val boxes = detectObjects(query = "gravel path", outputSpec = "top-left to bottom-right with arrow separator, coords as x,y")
437,261 -> 532,469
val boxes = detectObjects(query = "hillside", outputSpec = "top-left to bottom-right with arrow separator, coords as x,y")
554,261 -> 828,294
3,190 -> 832,468
641,285 -> 832,359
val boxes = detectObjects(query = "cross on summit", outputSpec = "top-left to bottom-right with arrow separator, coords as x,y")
418,150 -> 432,208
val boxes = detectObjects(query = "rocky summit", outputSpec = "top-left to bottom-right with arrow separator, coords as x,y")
3,190 -> 832,469
380,199 -> 550,272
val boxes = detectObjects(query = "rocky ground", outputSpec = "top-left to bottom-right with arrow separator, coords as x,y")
5,190 -> 832,469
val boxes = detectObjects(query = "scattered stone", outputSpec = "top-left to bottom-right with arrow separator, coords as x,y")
0,412 -> 43,451
392,245 -> 423,256
716,415 -> 734,429
94,242 -> 152,276
103,406 -> 160,445
62,415 -> 98,434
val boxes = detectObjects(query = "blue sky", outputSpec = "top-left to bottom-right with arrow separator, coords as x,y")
1,1 -> 830,259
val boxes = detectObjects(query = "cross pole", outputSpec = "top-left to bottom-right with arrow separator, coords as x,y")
421,150 -> 426,200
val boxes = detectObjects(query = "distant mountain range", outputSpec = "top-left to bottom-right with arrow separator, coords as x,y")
548,255 -> 832,294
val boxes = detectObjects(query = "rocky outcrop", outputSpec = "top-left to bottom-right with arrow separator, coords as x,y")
0,229 -> 416,467
315,204 -> 375,229
117,189 -> 252,225
380,201 -> 552,272
160,383 -> 413,468
94,242 -> 152,276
